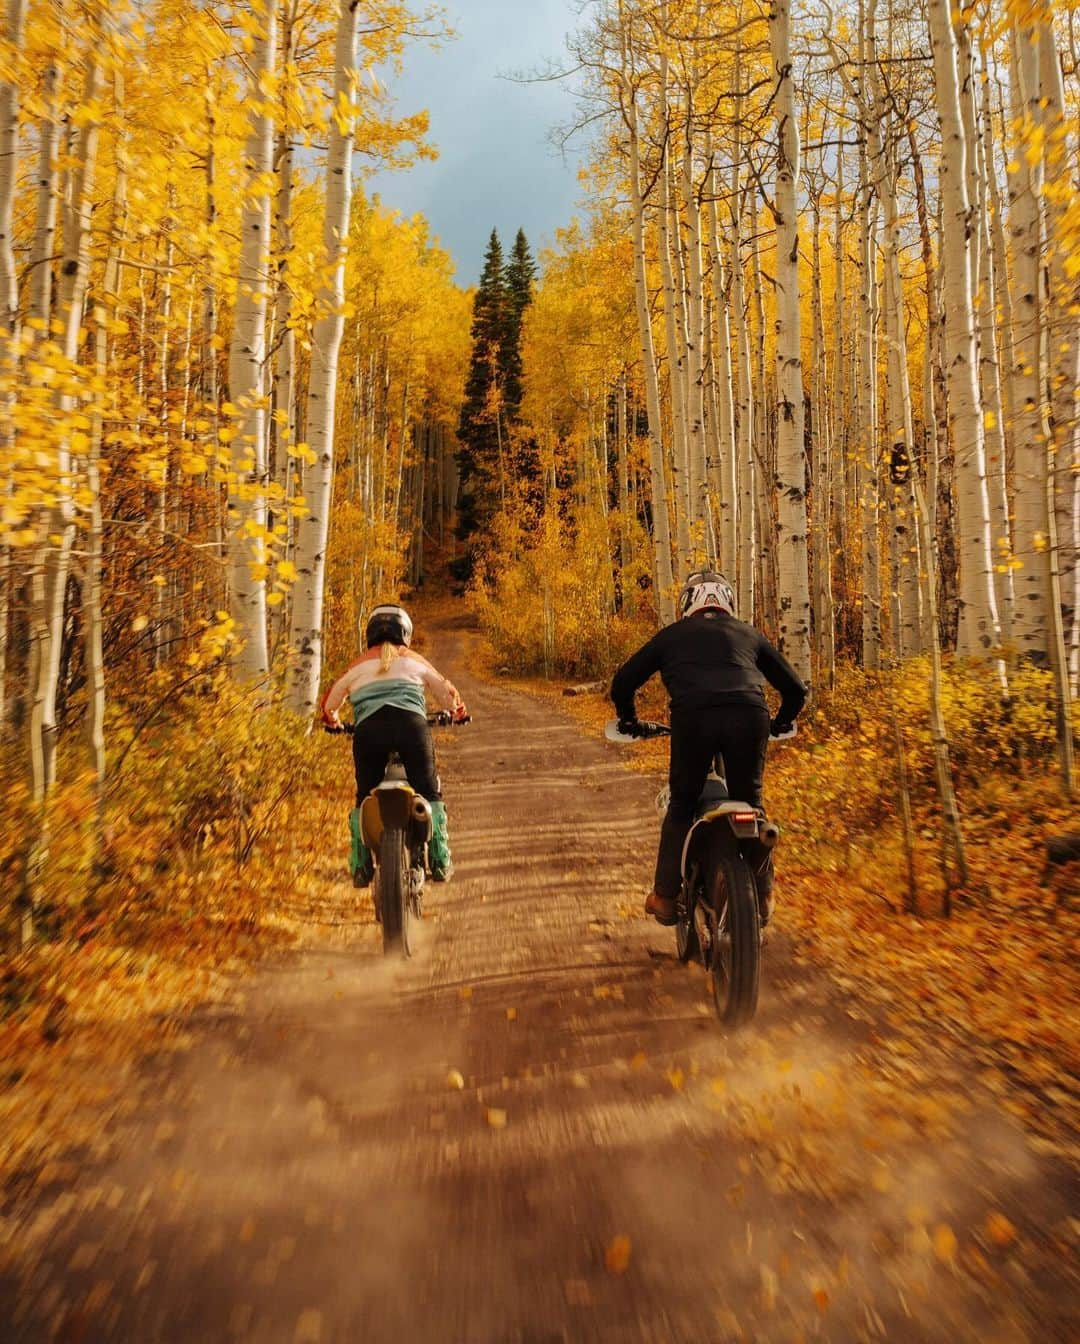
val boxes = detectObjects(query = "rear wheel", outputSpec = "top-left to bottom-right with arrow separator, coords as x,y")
379,827 -> 410,957
706,847 -> 760,1027
675,869 -> 700,964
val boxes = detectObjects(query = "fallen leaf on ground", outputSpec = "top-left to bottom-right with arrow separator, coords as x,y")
446,1069 -> 465,1090
985,1212 -> 1017,1247
933,1223 -> 958,1265
564,1277 -> 592,1305
485,1107 -> 507,1128
604,1235 -> 632,1274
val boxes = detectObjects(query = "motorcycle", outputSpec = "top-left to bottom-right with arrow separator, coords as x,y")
605,718 -> 795,1026
326,711 -> 468,957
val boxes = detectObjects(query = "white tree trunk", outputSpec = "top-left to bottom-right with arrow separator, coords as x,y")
287,0 -> 362,714
659,139 -> 691,571
927,0 -> 1001,658
28,60 -> 61,329
227,2 -> 276,680
0,0 -> 27,337
28,52 -> 101,804
769,0 -> 811,681
1039,23 -> 1080,666
707,159 -> 737,574
622,60 -> 675,624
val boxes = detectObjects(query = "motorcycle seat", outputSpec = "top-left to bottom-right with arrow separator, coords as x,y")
696,776 -> 730,815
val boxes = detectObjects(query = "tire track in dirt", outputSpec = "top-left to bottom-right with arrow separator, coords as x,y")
3,614 -> 1074,1343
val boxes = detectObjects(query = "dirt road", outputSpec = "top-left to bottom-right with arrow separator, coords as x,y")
4,618 -> 1075,1342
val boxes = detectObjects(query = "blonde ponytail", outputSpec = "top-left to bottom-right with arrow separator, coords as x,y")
379,641 -> 398,674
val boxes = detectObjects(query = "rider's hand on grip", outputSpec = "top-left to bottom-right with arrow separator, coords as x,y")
452,702 -> 470,725
770,717 -> 797,741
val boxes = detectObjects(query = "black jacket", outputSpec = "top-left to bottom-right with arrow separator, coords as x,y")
610,611 -> 808,724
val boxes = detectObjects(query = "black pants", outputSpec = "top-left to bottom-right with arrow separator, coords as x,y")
352,706 -> 441,806
653,702 -> 771,900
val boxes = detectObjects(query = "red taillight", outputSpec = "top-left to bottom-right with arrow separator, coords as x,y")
733,811 -> 756,824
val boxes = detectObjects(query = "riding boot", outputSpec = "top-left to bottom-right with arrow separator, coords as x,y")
429,801 -> 453,882
349,807 -> 373,889
742,836 -> 775,927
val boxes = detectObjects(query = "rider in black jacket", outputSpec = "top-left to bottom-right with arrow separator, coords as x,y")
611,572 -> 808,927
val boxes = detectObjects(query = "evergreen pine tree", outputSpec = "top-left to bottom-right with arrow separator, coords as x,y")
500,228 -> 536,420
456,229 -> 507,556
455,227 -> 536,568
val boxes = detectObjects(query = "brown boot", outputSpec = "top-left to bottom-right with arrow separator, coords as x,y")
645,891 -> 677,926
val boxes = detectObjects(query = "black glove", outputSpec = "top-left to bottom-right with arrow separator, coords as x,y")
770,716 -> 795,739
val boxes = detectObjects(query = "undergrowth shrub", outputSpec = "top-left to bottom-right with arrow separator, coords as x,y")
470,506 -> 656,678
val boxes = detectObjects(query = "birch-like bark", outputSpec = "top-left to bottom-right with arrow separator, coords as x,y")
927,0 -> 1001,658
28,60 -> 61,329
659,136 -> 691,570
809,195 -> 835,678
969,58 -> 1013,647
865,37 -> 920,658
0,0 -> 27,734
227,1 -> 276,680
1007,24 -> 1049,659
679,133 -> 708,561
287,0 -> 361,714
620,27 -> 675,625
1039,23 -> 1079,667
707,157 -> 737,574
27,53 -> 100,808
769,0 -> 810,680
0,0 -> 26,338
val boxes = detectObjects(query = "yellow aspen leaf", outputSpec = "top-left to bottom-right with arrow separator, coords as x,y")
445,1069 -> 465,1090
604,1235 -> 632,1274
131,615 -> 149,633
266,592 -> 284,607
485,1107 -> 507,1129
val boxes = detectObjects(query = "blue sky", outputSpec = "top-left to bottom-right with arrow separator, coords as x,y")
366,0 -> 587,284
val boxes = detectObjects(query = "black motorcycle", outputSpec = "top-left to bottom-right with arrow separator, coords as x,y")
606,719 -> 794,1026
326,712 -> 466,956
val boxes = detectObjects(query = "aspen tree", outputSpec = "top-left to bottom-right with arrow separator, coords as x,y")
768,0 -> 811,681
926,0 -> 1001,658
1038,21 -> 1079,666
731,79 -> 755,621
0,0 -> 27,732
706,153 -> 737,574
227,0 -> 276,681
27,59 -> 61,329
287,0 -> 363,715
0,0 -> 26,339
618,3 -> 675,624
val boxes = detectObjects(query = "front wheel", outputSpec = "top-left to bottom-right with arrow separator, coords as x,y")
379,827 -> 410,957
706,849 -> 760,1027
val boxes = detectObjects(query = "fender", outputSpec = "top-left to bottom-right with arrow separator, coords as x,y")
360,783 -> 431,848
680,803 -> 761,875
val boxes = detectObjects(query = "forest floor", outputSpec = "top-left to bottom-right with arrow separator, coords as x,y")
1,606 -> 1077,1343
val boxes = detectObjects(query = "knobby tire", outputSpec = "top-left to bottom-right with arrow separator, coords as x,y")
379,827 -> 409,957
708,847 -> 760,1027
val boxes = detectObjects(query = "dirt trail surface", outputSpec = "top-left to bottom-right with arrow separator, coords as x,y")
4,615 -> 1076,1343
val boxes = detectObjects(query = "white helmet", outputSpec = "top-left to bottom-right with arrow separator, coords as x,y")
364,604 -> 413,648
679,571 -> 735,618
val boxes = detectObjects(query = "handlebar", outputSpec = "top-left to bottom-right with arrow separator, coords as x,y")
324,712 -> 470,736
